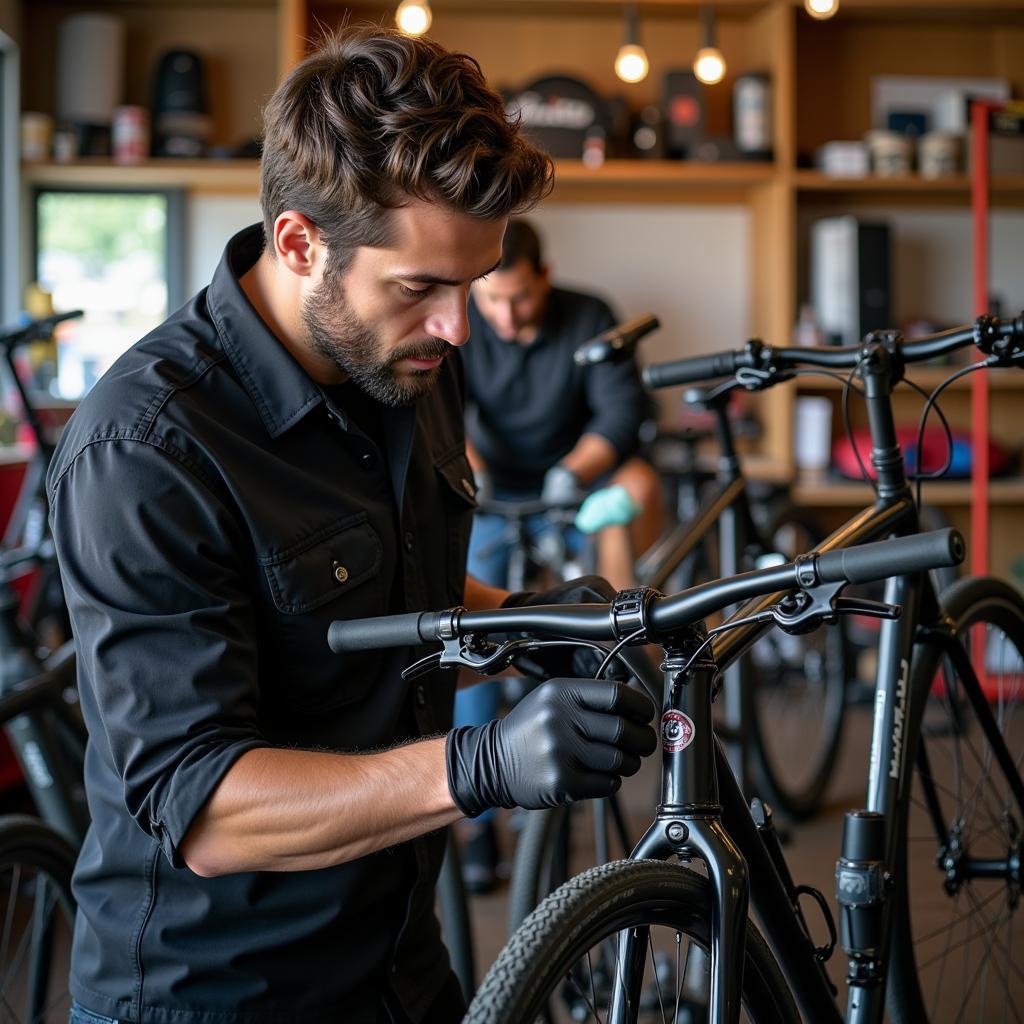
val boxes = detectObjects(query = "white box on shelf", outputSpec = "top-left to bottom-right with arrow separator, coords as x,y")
816,141 -> 869,177
794,397 -> 833,472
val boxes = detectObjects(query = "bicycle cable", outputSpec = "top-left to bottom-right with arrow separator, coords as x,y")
911,359 -> 989,512
841,359 -> 878,496
596,628 -> 646,679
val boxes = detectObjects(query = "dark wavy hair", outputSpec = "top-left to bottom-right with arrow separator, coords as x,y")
259,25 -> 554,273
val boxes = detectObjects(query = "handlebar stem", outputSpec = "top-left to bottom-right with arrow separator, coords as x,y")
857,342 -> 911,499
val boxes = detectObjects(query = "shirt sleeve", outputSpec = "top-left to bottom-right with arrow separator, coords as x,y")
49,438 -> 268,868
580,301 -> 650,460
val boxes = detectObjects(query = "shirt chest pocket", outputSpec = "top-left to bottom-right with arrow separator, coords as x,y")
260,514 -> 387,712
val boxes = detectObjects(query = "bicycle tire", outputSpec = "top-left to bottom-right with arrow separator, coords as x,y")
888,576 -> 1024,1023
0,814 -> 77,1024
507,784 -> 641,940
467,859 -> 800,1024
749,504 -> 850,819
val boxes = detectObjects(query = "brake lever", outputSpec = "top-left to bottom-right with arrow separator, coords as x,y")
833,596 -> 901,620
770,583 -> 900,635
735,365 -> 795,392
401,635 -> 552,681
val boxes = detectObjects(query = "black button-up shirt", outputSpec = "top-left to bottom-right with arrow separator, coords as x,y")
47,225 -> 476,1024
462,287 -> 648,492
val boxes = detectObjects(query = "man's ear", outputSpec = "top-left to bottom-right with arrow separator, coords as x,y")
272,212 -> 324,278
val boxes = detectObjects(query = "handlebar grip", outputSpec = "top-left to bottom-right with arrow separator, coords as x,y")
816,528 -> 965,586
642,350 -> 739,389
328,612 -> 433,653
574,314 -> 660,366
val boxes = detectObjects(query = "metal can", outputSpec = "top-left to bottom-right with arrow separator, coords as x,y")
733,73 -> 772,157
112,105 -> 150,164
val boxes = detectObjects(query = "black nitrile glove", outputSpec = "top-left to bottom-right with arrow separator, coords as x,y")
503,575 -> 625,679
445,677 -> 657,817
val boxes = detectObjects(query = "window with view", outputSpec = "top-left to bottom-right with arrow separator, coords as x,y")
33,188 -> 184,399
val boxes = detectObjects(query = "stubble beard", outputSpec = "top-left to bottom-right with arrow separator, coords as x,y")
302,274 -> 449,407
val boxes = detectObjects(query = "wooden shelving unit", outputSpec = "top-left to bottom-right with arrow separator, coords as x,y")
9,0 -> 1024,576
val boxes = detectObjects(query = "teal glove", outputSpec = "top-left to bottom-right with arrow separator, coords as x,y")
574,485 -> 642,535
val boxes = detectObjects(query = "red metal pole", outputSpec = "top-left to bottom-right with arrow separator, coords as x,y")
970,101 -> 992,579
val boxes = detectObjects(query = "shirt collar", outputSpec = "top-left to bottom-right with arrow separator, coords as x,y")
206,224 -> 325,439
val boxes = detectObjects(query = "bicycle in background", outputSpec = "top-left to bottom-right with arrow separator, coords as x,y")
0,310 -> 87,1024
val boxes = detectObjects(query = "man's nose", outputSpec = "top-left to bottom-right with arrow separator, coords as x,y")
425,294 -> 471,347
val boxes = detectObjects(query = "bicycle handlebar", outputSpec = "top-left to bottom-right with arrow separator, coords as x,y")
573,314 -> 660,366
641,313 -> 1024,390
0,310 -> 84,351
643,350 -> 741,388
328,528 -> 964,654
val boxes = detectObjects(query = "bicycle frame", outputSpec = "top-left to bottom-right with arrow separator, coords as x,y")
635,390 -> 768,797
610,340 -> 1018,1023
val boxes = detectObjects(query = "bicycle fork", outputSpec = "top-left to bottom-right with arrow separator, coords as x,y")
609,634 -> 748,1024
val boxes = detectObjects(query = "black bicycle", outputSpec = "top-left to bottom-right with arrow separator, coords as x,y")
0,310 -> 88,1024
331,312 -> 1024,1023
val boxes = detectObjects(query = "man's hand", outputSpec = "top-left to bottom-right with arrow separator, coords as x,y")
541,464 -> 580,505
503,576 -> 622,679
445,678 -> 657,816
473,465 -> 494,504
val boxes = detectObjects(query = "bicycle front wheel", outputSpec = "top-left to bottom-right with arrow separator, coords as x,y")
889,576 -> 1024,1023
468,859 -> 799,1024
0,815 -> 77,1024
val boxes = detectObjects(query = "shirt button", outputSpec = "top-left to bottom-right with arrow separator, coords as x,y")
332,561 -> 349,584
415,684 -> 426,707
404,531 -> 415,552
359,451 -> 377,470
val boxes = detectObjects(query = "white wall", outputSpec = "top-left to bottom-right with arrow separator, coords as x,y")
534,203 -> 751,367
186,194 -> 261,298
186,196 -> 754,372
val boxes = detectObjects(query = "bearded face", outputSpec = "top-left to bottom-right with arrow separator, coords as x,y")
301,270 -> 449,407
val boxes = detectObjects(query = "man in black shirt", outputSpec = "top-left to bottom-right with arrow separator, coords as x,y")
462,220 -> 663,588
455,221 -> 663,889
48,28 -> 656,1024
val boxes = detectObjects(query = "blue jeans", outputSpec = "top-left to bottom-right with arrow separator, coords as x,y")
70,1002 -> 119,1024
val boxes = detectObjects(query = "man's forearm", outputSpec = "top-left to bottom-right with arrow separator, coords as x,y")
464,572 -> 509,610
180,740 -> 461,876
559,432 -> 617,486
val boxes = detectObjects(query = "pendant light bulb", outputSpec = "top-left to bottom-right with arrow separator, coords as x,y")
396,0 -> 432,36
804,0 -> 839,19
692,6 -> 726,86
615,45 -> 649,84
693,46 -> 726,86
614,6 -> 649,84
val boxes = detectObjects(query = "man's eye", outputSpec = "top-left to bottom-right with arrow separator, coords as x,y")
399,284 -> 430,299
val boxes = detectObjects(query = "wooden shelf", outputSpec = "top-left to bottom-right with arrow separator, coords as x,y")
792,171 -> 1024,206
793,475 -> 1024,507
21,159 -> 262,194
21,158 -> 776,201
552,159 -> 776,202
